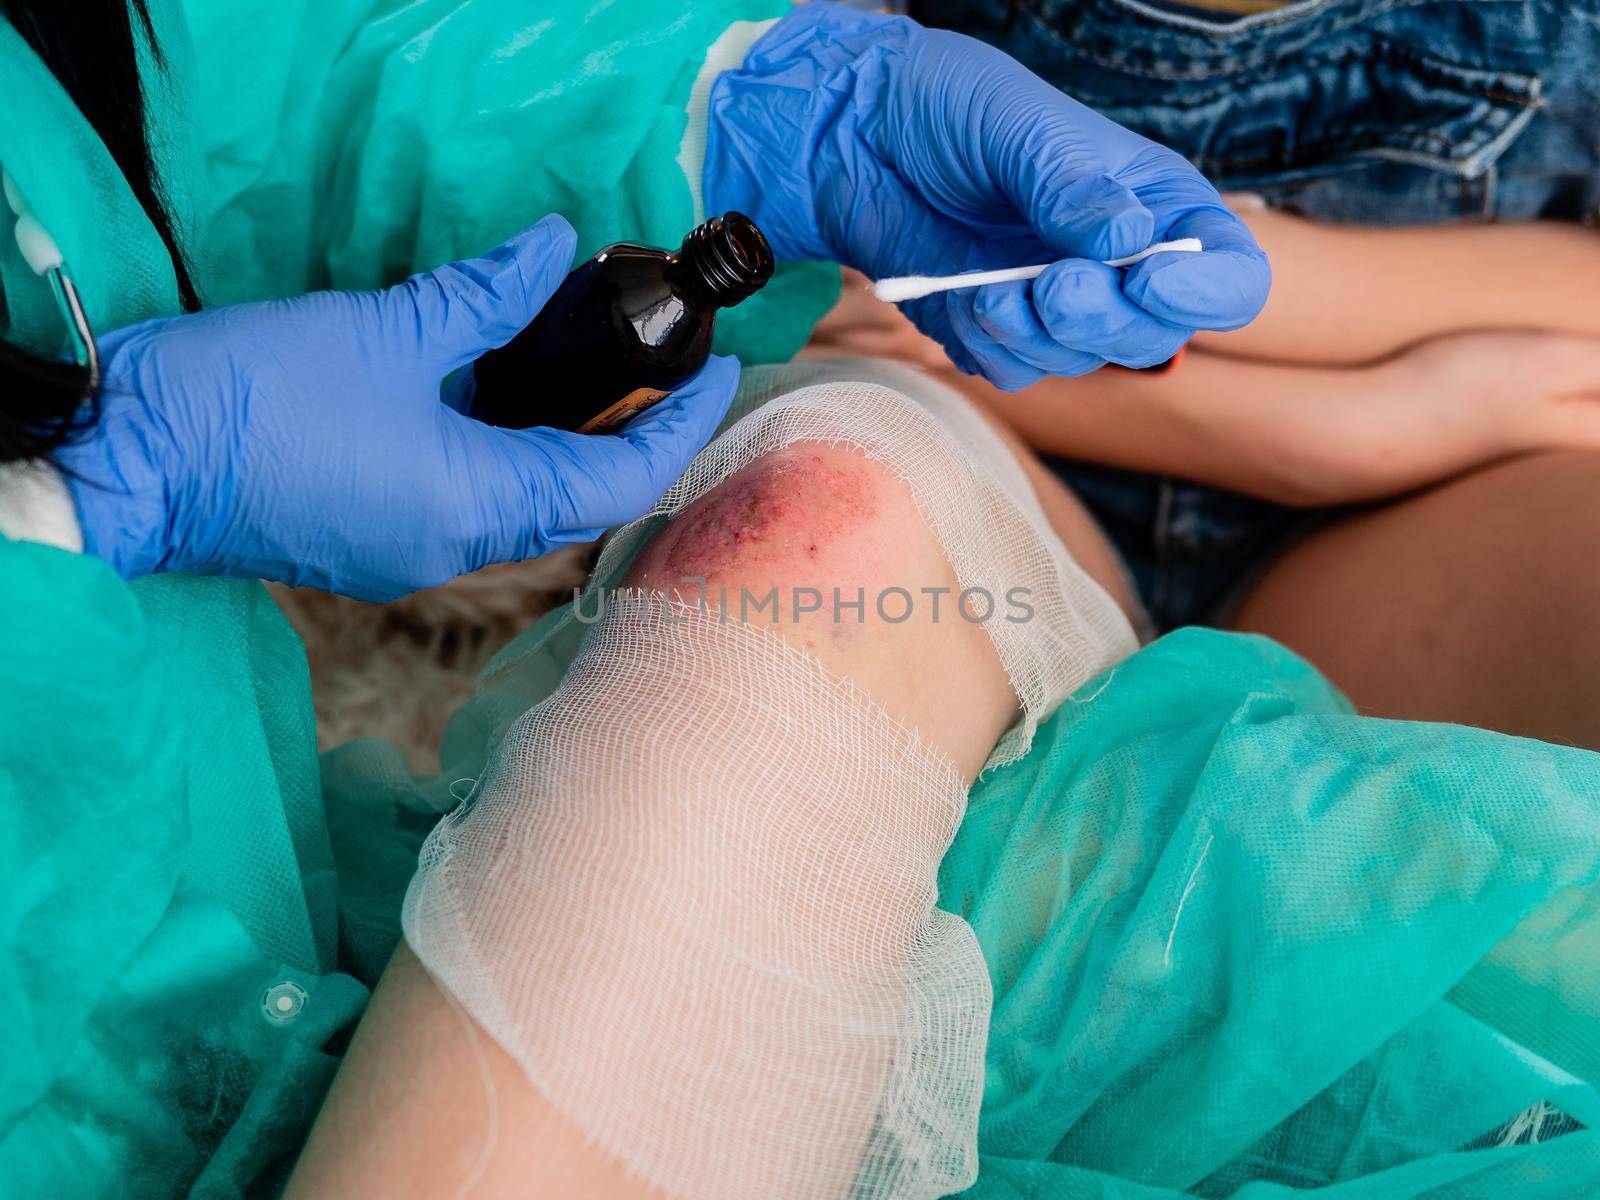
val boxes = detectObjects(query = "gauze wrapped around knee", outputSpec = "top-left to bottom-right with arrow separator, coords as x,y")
404,361 -> 1138,1198
407,593 -> 987,1197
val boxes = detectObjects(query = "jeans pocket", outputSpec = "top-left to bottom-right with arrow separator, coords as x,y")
1190,48 -> 1539,181
1191,44 -> 1542,221
927,0 -> 1548,222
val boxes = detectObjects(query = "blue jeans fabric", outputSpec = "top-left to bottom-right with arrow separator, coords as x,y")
911,0 -> 1600,628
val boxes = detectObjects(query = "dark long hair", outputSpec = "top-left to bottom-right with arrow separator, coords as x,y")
0,0 -> 197,467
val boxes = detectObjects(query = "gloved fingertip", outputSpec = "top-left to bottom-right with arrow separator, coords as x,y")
695,352 -> 743,393
938,338 -> 984,378
1044,173 -> 1155,263
969,283 -> 1082,375
545,526 -> 608,547
897,294 -> 988,378
1053,351 -> 1111,379
492,214 -> 581,321
1114,326 -> 1192,370
1027,259 -> 1188,368
1030,258 -> 1118,330
970,279 -> 1032,329
507,212 -> 580,269
662,353 -> 740,418
418,214 -> 583,367
1123,248 -> 1272,331
1099,203 -> 1158,263
984,362 -> 1048,392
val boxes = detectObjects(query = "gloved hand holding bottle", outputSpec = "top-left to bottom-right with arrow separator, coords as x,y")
55,215 -> 738,601
704,2 -> 1272,389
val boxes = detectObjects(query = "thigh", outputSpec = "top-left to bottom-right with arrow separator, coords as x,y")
285,941 -> 651,1200
1232,450 -> 1600,747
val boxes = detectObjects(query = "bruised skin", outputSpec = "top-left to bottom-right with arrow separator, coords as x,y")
631,445 -> 908,650
649,449 -> 879,579
628,442 -> 1017,783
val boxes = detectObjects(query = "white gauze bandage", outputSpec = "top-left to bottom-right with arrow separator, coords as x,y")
403,360 -> 1137,1198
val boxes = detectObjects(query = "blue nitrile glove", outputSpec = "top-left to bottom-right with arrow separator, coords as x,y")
56,216 -> 739,600
704,3 -> 1270,388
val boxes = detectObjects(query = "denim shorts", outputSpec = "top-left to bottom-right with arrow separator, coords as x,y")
911,0 -> 1600,629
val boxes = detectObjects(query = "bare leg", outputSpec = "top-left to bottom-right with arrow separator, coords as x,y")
1232,450 -> 1600,748
287,431 -> 1083,1196
286,940 -> 652,1199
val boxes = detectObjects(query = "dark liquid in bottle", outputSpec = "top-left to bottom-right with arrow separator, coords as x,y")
471,212 -> 774,434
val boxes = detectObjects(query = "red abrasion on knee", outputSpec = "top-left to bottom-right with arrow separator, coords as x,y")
657,449 -> 878,578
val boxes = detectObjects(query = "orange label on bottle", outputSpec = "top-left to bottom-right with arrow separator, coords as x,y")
577,387 -> 671,435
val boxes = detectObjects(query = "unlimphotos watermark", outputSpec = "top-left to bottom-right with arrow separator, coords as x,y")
573,576 -> 1035,625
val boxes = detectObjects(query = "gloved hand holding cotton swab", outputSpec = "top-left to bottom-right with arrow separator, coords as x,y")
871,238 -> 1204,303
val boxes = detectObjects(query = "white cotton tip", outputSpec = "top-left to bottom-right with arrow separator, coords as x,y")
13,212 -> 64,275
870,237 -> 1203,304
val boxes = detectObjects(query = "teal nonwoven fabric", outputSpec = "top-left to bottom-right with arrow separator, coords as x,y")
4,0 -> 839,365
172,0 -> 836,365
0,540 -> 384,1198
941,629 -> 1600,1199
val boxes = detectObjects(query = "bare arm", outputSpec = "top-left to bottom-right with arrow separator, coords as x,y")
810,272 -> 1600,507
1195,207 -> 1600,366
979,334 -> 1600,506
979,351 -> 1419,506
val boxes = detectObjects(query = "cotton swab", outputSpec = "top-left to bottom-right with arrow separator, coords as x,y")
870,237 -> 1203,304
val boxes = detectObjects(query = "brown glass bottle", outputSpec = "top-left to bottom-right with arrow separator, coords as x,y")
471,212 -> 774,435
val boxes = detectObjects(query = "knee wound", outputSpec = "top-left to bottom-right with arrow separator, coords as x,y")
404,360 -> 1137,1198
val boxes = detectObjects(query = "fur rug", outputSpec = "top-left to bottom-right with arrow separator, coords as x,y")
270,545 -> 593,774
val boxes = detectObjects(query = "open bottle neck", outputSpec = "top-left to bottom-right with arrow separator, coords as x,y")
668,211 -> 775,310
